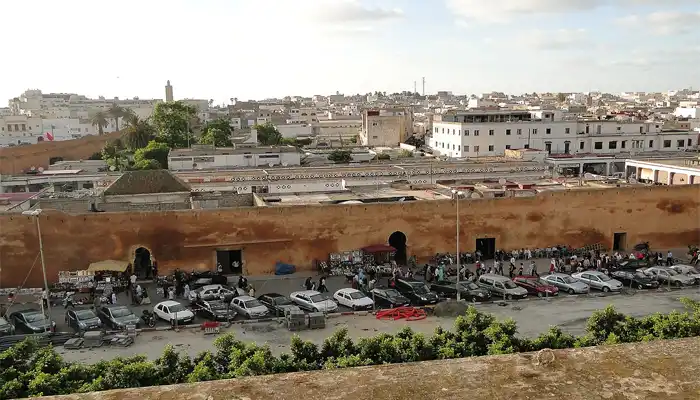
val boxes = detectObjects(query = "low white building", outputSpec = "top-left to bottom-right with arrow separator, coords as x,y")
168,146 -> 302,171
625,157 -> 700,185
430,109 -> 696,158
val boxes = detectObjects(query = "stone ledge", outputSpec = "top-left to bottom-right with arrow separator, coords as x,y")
38,337 -> 700,400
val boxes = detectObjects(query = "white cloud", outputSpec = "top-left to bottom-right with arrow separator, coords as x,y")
520,29 -> 589,50
617,11 -> 700,35
310,0 -> 404,22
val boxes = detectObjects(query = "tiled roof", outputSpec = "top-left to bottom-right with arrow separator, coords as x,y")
104,170 -> 191,196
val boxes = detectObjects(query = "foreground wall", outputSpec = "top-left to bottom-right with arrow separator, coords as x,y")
38,337 -> 700,400
0,132 -> 121,174
1,184 -> 699,287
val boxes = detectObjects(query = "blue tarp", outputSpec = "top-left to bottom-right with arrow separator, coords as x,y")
275,262 -> 296,275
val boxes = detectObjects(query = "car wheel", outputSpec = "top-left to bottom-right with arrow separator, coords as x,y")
637,284 -> 644,290
352,305 -> 357,311
674,280 -> 682,287
506,294 -> 512,300
602,286 -> 610,293
568,288 -> 575,295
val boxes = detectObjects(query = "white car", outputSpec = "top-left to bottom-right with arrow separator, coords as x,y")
333,288 -> 374,310
188,284 -> 236,302
290,290 -> 338,313
571,271 -> 623,292
153,300 -> 195,325
229,296 -> 270,319
670,265 -> 700,284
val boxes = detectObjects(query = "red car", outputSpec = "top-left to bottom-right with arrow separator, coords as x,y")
512,276 -> 559,297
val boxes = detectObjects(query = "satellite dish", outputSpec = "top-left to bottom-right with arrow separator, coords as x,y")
282,163 -> 288,167
268,163 -> 274,167
109,166 -> 116,171
498,178 -> 506,185
38,167 -> 44,172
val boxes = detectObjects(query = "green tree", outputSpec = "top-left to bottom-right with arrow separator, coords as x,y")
107,104 -> 126,132
90,111 -> 109,135
254,122 -> 282,145
122,116 -> 155,150
200,118 -> 234,147
328,150 -> 352,163
398,149 -> 413,158
151,101 -> 198,148
133,140 -> 169,170
101,138 -> 129,171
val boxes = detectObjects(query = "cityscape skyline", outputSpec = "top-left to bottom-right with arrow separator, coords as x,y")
4,0 -> 699,104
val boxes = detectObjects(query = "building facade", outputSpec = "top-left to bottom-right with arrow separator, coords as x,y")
430,110 -> 696,158
168,146 -> 301,170
361,109 -> 413,147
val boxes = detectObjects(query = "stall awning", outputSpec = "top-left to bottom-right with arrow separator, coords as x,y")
362,244 -> 396,253
87,260 -> 129,273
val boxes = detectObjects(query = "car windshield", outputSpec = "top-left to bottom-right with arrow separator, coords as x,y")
168,304 -> 187,313
689,268 -> 700,274
75,310 -> 96,319
24,313 -> 47,323
411,284 -> 430,294
666,269 -> 678,276
309,294 -> 328,303
273,297 -> 292,305
562,276 -> 576,284
459,282 -> 480,290
244,300 -> 263,308
111,308 -> 132,318
383,289 -> 401,297
599,275 -> 611,282
350,292 -> 366,299
210,302 -> 227,310
503,281 -> 518,289
633,272 -> 647,279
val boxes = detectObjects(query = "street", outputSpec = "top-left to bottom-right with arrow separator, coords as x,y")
56,288 -> 700,364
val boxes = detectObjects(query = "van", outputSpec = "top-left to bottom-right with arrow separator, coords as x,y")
477,274 -> 528,300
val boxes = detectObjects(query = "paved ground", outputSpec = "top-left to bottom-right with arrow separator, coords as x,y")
56,288 -> 700,364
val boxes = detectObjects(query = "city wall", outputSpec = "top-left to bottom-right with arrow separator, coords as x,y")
0,132 -> 121,175
1,184 -> 698,287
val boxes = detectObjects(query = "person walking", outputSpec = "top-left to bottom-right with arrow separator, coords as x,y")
318,276 -> 328,293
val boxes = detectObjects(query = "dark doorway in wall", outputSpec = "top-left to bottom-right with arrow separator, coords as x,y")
133,247 -> 152,279
216,250 -> 243,274
476,238 -> 496,260
613,232 -> 627,251
388,231 -> 407,265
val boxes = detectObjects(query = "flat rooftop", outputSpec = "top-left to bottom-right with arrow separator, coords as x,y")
169,146 -> 300,157
262,186 -> 445,205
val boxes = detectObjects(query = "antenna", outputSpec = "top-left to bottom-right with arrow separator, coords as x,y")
422,77 -> 425,96
413,81 -> 417,94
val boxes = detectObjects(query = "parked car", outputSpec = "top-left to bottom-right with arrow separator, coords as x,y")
430,280 -> 491,301
96,304 -> 141,330
572,271 -> 623,292
230,296 -> 270,319
368,287 -> 410,309
610,270 -> 659,290
669,265 -> 700,284
476,274 -> 528,300
8,310 -> 54,334
258,293 -> 301,317
154,300 -> 195,325
512,276 -> 559,297
0,317 -> 15,336
290,290 -> 338,313
333,288 -> 374,310
65,309 -> 102,332
616,259 -> 652,271
188,284 -> 237,302
191,298 -> 236,321
394,279 -> 440,305
186,273 -> 228,289
641,267 -> 695,287
541,273 -> 590,295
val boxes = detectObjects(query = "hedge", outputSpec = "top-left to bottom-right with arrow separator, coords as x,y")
2,298 -> 700,398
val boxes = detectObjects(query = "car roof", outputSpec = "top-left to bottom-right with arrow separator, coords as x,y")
336,288 -> 361,294
236,295 -> 256,301
158,300 -> 182,307
481,274 -> 510,280
265,292 -> 285,298
514,275 -> 538,280
16,309 -> 42,314
292,290 -> 321,296
198,284 -> 223,290
547,273 -> 569,277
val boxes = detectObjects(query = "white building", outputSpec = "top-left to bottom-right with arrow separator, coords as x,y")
360,109 -> 413,147
168,146 -> 302,170
674,107 -> 700,119
430,109 -> 697,158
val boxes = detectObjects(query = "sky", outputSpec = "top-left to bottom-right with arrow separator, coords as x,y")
3,0 -> 699,104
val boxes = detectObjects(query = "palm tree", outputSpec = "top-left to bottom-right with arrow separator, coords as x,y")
90,111 -> 109,135
122,116 -> 154,150
108,104 -> 125,132
121,108 -> 138,128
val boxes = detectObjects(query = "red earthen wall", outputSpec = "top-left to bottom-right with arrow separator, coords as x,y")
0,185 -> 699,287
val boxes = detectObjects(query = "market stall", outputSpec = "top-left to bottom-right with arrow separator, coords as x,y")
53,260 -> 129,302
319,246 -> 395,278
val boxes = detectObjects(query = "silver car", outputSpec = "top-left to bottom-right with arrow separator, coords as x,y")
541,273 -> 590,295
290,290 -> 338,313
572,271 -> 623,292
642,267 -> 695,287
476,274 -> 528,300
670,265 -> 700,285
230,296 -> 270,319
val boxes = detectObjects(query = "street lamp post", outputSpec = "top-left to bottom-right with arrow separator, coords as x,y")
451,190 -> 463,301
22,209 -> 52,321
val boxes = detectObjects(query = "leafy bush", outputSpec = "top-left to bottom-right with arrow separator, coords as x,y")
2,300 -> 700,398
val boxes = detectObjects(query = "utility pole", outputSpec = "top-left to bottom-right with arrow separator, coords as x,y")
414,81 -> 417,94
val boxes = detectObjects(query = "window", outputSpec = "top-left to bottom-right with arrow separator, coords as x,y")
688,139 -> 693,146
506,129 -> 511,135
524,144 -> 530,149
585,125 -> 590,134
594,142 -> 603,150
579,142 -> 584,150
489,129 -> 494,136
596,125 -> 602,134
442,128 -> 444,133
464,145 -> 469,152
546,128 -> 551,134
649,140 -> 653,148
608,141 -> 617,149
7,125 -> 11,132
372,122 -> 378,126
565,128 -> 570,134
621,141 -> 626,149
457,145 -> 461,151
21,124 -> 26,131
517,128 -> 522,135
474,130 -> 480,136
505,145 -> 511,150
639,127 -> 643,133
452,144 -> 456,150
617,126 -> 621,131
464,129 -> 470,136
453,129 -> 456,135
488,145 -> 494,151
663,140 -> 671,148
435,127 -> 438,133
677,140 -> 685,147
474,145 -> 480,152
532,128 -> 538,134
